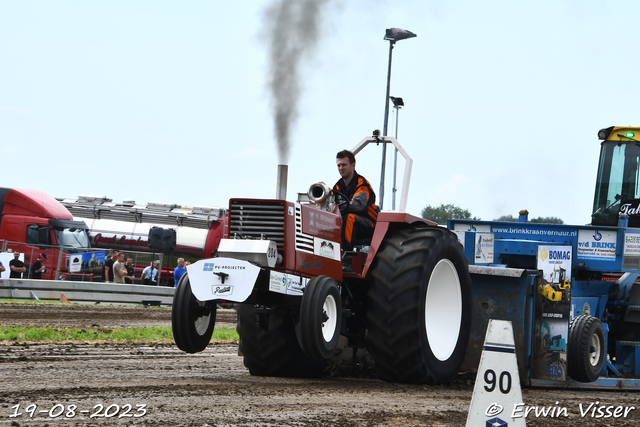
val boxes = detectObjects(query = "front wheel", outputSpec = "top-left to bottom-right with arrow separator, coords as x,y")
298,276 -> 342,360
366,226 -> 472,384
172,273 -> 216,353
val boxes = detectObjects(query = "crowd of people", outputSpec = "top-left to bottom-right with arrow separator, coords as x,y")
2,248 -> 190,287
0,251 -> 46,280
102,250 -> 189,286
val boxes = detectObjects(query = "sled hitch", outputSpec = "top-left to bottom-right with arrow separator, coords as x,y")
213,271 -> 229,284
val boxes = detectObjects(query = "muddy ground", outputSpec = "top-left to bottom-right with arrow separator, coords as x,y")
1,303 -> 639,426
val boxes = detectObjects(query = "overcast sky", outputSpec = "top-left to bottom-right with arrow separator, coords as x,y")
2,1 -> 638,225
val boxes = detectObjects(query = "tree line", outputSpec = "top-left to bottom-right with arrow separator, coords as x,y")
421,204 -> 563,225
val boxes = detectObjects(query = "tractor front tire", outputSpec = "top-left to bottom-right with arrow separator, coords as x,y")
366,226 -> 472,385
172,273 -> 216,353
236,304 -> 325,378
567,314 -> 605,382
298,276 -> 342,360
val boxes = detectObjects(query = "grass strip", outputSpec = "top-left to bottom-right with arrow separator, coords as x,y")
0,299 -> 172,308
0,325 -> 238,343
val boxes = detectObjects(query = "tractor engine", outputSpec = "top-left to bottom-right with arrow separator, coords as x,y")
223,183 -> 344,291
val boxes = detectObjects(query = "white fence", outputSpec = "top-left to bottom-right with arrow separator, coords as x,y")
0,278 -> 175,306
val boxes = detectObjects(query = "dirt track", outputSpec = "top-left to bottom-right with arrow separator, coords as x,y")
1,303 -> 639,426
0,302 -> 237,329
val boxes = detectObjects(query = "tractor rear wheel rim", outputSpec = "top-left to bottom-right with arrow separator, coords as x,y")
425,259 -> 462,361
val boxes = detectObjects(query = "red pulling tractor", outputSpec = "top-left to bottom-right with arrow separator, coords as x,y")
172,134 -> 472,384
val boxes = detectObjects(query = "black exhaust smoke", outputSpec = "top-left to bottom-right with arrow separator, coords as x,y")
263,0 -> 330,165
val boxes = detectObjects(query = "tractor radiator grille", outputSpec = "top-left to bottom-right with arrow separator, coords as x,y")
295,205 -> 314,253
229,201 -> 285,248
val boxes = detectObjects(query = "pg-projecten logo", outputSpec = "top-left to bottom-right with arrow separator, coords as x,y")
203,262 -> 215,271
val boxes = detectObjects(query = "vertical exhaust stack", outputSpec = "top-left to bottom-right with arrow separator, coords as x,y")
276,164 -> 288,200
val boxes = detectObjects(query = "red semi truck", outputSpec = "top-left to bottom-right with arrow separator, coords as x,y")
58,195 -> 226,284
0,188 -> 91,280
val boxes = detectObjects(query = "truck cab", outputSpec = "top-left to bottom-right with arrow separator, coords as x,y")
0,188 -> 90,279
592,126 -> 640,227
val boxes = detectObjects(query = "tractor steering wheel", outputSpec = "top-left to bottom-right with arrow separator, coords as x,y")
332,189 -> 350,212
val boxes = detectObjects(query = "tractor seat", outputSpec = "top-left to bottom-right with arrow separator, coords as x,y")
349,205 -> 380,249
350,237 -> 372,248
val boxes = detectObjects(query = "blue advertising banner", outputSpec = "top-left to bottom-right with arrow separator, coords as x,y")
69,251 -> 106,274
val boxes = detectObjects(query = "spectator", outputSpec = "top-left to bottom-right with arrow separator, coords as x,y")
104,250 -> 119,282
113,253 -> 126,284
141,261 -> 158,285
31,253 -> 48,279
0,261 -> 5,277
174,258 -> 187,287
124,257 -> 135,284
9,251 -> 26,279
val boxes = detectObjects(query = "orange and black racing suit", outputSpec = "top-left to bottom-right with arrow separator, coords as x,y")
333,172 -> 378,251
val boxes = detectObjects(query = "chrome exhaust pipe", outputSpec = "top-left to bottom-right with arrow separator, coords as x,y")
276,164 -> 288,199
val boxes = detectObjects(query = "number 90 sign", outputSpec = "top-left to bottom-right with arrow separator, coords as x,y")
483,369 -> 512,394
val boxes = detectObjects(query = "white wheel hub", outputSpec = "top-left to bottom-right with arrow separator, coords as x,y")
425,259 -> 463,361
194,300 -> 212,335
321,294 -> 338,342
589,331 -> 601,366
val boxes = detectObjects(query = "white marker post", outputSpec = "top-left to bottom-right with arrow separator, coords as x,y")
466,319 -> 525,427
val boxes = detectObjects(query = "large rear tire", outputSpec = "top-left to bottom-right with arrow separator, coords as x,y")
567,314 -> 605,382
172,273 -> 216,353
298,276 -> 342,361
236,304 -> 325,377
366,226 -> 472,384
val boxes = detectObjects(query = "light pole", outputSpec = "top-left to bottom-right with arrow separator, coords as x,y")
379,28 -> 416,211
390,96 -> 404,210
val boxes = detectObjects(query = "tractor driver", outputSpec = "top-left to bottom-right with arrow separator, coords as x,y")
333,150 -> 378,253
